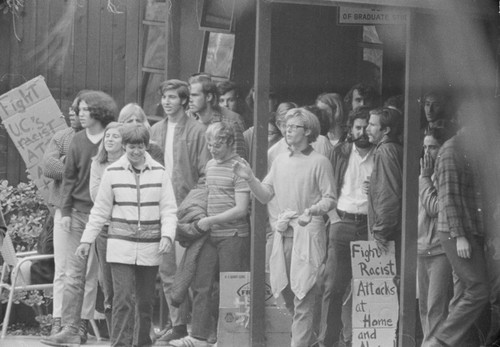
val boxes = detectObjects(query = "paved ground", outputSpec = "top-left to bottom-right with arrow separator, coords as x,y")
0,335 -> 109,346
1,335 -> 219,346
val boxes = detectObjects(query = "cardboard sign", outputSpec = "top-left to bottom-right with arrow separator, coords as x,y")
218,272 -> 291,347
351,241 -> 398,347
0,76 -> 67,200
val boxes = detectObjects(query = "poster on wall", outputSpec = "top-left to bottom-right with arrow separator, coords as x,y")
350,241 -> 399,347
0,76 -> 67,201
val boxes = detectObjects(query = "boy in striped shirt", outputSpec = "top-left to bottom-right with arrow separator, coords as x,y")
169,122 -> 250,347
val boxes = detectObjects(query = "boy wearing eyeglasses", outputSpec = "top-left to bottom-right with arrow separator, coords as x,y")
233,108 -> 335,347
169,122 -> 250,347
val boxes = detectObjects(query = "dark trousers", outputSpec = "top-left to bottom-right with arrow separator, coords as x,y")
95,231 -> 113,334
319,219 -> 368,347
110,263 -> 158,347
190,235 -> 249,340
435,232 -> 489,347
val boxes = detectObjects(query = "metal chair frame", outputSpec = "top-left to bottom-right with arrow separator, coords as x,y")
0,234 -> 102,340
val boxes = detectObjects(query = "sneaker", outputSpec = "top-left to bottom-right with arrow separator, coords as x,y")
154,327 -> 188,346
168,335 -> 209,347
50,317 -> 62,336
79,319 -> 89,344
40,325 -> 80,347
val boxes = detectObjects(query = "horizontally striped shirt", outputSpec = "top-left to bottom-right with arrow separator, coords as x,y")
206,154 -> 250,237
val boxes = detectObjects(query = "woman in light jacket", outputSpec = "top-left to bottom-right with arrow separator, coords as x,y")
76,124 -> 177,347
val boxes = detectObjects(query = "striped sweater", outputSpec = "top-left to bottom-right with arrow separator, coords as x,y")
80,152 -> 177,266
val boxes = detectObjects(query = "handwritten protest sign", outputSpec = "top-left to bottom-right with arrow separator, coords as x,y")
351,241 -> 398,347
0,76 -> 67,201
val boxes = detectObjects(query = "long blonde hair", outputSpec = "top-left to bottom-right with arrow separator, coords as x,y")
93,122 -> 124,164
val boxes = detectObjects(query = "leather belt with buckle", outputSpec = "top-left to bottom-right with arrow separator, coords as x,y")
337,208 -> 367,222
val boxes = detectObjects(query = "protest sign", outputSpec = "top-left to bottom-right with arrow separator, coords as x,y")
351,241 -> 398,347
0,76 -> 67,200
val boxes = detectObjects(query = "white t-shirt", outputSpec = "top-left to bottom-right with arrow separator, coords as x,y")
86,129 -> 104,144
164,121 -> 177,177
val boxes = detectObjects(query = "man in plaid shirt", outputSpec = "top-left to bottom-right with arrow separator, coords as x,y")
429,122 -> 489,347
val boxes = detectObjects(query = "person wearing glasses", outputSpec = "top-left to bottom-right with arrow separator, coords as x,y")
233,108 -> 335,347
169,122 -> 250,347
365,107 -> 403,261
41,91 -> 85,337
41,90 -> 117,347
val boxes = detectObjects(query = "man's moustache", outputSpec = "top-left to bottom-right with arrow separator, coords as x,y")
349,135 -> 369,143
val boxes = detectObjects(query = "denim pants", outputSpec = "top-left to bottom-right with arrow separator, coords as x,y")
190,234 -> 250,340
159,242 -> 190,327
95,229 -> 113,332
435,232 -> 489,346
110,263 -> 158,347
318,219 -> 368,347
60,210 -> 99,328
417,253 -> 453,345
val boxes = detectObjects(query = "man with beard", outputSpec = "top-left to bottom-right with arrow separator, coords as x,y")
318,106 -> 375,347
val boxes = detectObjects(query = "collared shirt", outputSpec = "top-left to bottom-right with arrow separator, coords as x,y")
337,144 -> 374,214
435,134 -> 484,237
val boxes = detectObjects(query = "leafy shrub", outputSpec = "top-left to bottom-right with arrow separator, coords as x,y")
0,179 -> 53,334
0,179 -> 50,252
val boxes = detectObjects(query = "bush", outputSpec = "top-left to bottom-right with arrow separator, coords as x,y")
0,179 -> 50,252
0,179 -> 53,334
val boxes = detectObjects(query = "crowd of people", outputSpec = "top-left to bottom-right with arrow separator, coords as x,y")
0,72 -> 490,347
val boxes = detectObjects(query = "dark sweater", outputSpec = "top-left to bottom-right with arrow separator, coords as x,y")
61,131 -> 101,216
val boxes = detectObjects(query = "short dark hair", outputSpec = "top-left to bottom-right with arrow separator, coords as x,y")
369,107 -> 403,140
424,126 -> 451,146
159,79 -> 190,108
121,124 -> 150,147
347,106 -> 371,129
344,83 -> 380,110
217,80 -> 239,98
79,90 -> 118,127
190,79 -> 219,106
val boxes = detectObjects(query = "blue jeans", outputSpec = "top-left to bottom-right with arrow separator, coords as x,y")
110,263 -> 158,347
318,219 -> 368,347
190,234 -> 250,340
417,253 -> 453,345
435,232 -> 489,346
61,210 -> 99,328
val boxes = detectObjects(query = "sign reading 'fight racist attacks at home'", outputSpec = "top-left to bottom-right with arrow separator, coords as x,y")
351,241 -> 399,347
0,76 -> 67,201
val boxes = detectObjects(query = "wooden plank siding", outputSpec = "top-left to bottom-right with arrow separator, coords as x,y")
0,0 -> 144,186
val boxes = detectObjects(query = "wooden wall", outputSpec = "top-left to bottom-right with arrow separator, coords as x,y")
0,0 -> 144,186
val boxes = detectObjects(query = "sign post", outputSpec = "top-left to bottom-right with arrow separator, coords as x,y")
0,76 -> 67,200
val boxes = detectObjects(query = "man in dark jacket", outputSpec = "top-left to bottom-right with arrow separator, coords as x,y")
318,107 -> 375,347
366,107 -> 403,262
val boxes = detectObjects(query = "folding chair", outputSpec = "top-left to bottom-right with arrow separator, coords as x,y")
0,233 -> 103,340
0,233 -> 54,338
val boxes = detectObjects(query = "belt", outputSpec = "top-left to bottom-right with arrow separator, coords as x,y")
336,208 -> 367,222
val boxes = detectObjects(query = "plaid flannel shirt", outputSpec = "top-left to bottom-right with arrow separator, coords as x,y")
435,134 -> 484,238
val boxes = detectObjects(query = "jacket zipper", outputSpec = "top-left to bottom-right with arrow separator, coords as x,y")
134,170 -> 141,232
